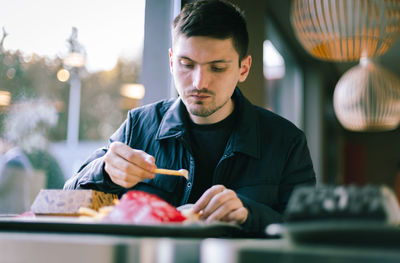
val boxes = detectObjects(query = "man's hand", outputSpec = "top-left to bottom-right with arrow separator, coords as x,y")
104,142 -> 156,188
192,185 -> 248,224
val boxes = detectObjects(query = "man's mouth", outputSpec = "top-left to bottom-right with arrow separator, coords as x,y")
186,90 -> 213,100
189,94 -> 210,99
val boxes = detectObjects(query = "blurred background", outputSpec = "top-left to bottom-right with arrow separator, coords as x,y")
0,0 -> 399,213
0,0 -> 146,212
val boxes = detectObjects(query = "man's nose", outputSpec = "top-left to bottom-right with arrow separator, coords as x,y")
192,66 -> 209,90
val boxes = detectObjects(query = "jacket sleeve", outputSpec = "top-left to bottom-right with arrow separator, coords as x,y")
63,113 -> 134,195
239,132 -> 316,237
238,193 -> 284,237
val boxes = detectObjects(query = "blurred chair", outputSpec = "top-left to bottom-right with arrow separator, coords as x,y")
0,145 -> 33,214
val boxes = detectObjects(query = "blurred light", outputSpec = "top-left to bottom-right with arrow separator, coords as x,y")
120,83 -> 145,100
57,69 -> 70,82
63,52 -> 85,68
0,90 -> 11,106
6,68 -> 16,79
263,40 -> 285,80
333,59 -> 400,131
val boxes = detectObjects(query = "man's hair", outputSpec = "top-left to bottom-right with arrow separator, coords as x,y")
172,0 -> 249,63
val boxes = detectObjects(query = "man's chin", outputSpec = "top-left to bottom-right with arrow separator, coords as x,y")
187,105 -> 214,118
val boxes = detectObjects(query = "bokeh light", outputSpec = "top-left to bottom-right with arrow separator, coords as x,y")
0,90 -> 11,106
120,83 -> 145,100
57,69 -> 70,82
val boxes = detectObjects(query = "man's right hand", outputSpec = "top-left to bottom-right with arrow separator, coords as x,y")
104,142 -> 157,188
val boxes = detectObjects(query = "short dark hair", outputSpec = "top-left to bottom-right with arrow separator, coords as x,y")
172,0 -> 249,62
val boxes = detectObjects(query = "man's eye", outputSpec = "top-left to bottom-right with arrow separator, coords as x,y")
211,66 -> 226,72
179,60 -> 194,69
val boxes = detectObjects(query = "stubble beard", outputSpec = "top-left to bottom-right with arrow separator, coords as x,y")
187,97 -> 230,117
181,87 -> 230,118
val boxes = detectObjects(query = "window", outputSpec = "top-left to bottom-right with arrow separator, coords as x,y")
0,0 -> 146,203
264,18 -> 304,129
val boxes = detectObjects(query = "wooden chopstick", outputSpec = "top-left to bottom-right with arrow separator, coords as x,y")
154,168 -> 188,179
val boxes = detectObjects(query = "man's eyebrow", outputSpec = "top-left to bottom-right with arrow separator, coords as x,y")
178,56 -> 232,64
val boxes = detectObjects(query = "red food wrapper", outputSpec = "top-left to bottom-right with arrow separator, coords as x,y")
104,190 -> 186,224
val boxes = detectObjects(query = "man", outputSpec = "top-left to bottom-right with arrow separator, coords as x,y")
64,0 -> 315,236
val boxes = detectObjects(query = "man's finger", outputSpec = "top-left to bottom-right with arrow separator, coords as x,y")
105,161 -> 138,188
201,189 -> 236,219
105,147 -> 155,180
110,142 -> 156,172
204,198 -> 240,222
222,207 -> 248,224
105,150 -> 136,175
193,185 -> 225,213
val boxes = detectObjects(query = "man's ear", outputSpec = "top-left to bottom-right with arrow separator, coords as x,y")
169,48 -> 174,74
238,55 -> 252,82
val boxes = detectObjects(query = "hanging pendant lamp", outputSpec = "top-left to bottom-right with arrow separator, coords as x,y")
333,58 -> 400,131
291,0 -> 400,62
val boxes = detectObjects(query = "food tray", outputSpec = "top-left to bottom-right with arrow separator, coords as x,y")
267,221 -> 400,247
0,216 -> 244,238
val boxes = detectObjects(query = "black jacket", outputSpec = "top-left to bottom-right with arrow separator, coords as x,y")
64,88 -> 316,236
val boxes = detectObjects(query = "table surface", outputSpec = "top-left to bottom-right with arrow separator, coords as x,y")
0,215 -> 245,239
1,216 -> 400,263
2,231 -> 400,263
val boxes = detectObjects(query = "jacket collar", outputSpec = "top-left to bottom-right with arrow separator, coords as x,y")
155,97 -> 187,140
155,88 -> 260,159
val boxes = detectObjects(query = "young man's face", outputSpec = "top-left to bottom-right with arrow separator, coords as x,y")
169,35 -> 251,124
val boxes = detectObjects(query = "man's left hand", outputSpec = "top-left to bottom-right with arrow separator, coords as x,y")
192,185 -> 248,224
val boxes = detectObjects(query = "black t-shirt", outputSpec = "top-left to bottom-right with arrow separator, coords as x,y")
187,108 -> 237,203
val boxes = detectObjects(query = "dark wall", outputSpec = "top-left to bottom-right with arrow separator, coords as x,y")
238,0 -> 400,188
228,0 -> 267,107
341,128 -> 400,188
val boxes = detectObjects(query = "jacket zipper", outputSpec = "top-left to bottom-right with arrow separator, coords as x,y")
176,134 -> 195,205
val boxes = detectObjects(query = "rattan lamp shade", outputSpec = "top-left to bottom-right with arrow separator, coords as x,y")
291,0 -> 400,62
333,59 -> 400,131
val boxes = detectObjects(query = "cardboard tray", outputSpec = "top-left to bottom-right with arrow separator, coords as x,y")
30,189 -> 117,215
